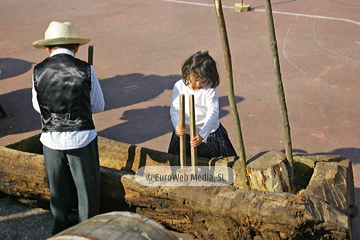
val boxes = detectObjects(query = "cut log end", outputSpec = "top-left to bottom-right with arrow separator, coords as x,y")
49,212 -> 179,240
246,151 -> 290,192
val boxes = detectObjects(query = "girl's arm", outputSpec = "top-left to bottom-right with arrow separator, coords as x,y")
198,88 -> 220,142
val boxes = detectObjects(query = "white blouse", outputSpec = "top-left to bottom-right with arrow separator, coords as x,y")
170,79 -> 220,142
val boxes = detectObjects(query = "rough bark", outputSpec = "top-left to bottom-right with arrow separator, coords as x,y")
49,212 -> 179,240
121,173 -> 351,239
0,145 -> 49,200
214,0 -> 248,191
264,0 -> 294,190
246,151 -> 290,192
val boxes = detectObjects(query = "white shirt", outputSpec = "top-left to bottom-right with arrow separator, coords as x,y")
170,79 -> 220,142
32,48 -> 105,150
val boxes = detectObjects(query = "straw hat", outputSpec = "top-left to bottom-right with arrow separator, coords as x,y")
32,21 -> 91,49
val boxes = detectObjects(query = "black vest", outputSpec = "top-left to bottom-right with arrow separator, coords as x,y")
33,54 -> 95,132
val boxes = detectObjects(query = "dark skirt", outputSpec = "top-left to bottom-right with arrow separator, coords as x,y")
167,124 -> 237,159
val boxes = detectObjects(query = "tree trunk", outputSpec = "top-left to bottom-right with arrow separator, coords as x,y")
49,212 -> 179,240
0,135 -> 355,239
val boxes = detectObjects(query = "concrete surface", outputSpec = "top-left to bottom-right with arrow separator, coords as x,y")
0,0 -> 359,239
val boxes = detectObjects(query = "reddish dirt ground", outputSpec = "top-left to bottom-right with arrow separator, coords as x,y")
0,0 -> 359,239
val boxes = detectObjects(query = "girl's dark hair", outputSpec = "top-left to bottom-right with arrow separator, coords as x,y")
181,51 -> 220,88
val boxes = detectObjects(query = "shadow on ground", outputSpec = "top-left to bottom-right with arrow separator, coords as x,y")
0,58 -> 34,80
0,73 -> 178,139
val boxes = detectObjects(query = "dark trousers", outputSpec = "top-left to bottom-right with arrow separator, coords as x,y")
43,137 -> 101,235
168,124 -> 237,159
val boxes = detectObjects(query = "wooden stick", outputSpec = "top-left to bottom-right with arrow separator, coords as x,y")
179,94 -> 186,168
88,45 -> 94,65
214,0 -> 249,190
264,0 -> 294,191
189,94 -> 197,169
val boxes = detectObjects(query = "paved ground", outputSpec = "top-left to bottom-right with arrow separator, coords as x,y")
0,0 -> 359,239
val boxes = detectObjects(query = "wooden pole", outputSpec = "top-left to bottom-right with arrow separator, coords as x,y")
189,95 -> 197,171
88,45 -> 94,65
214,0 -> 249,190
264,0 -> 294,190
179,94 -> 186,168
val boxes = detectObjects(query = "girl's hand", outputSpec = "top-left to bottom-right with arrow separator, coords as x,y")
190,135 -> 204,147
176,124 -> 185,136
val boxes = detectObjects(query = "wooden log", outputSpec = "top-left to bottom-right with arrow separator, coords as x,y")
4,134 -> 212,172
298,156 -> 356,240
293,154 -> 358,218
49,212 -> 178,240
121,173 -> 351,239
0,134 -> 221,207
246,151 -> 290,192
0,135 -> 356,239
0,145 -> 49,201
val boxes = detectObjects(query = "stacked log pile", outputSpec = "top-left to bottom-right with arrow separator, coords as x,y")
0,134 -> 356,239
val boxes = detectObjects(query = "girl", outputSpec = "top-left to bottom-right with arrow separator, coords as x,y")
168,51 -> 236,159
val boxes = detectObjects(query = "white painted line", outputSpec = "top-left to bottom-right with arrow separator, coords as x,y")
261,9 -> 360,26
163,0 -> 234,8
163,0 -> 218,8
283,28 -> 308,74
163,0 -> 360,26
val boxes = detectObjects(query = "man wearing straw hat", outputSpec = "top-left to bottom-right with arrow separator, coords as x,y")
32,21 -> 105,235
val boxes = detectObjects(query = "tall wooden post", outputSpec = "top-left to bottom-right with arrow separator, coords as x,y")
88,45 -> 94,65
214,0 -> 249,190
189,95 -> 197,171
264,0 -> 294,190
179,94 -> 186,168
